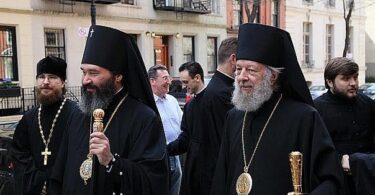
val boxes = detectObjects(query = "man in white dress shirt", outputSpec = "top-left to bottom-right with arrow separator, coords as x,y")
148,64 -> 183,195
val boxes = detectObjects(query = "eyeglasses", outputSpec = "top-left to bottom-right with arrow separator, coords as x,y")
37,74 -> 60,82
161,76 -> 172,81
151,76 -> 172,81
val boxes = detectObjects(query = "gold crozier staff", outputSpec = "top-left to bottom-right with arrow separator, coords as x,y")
288,151 -> 306,195
80,109 -> 105,185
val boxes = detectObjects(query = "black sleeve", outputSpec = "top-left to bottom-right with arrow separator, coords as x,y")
10,115 -> 46,195
105,115 -> 169,195
48,122 -> 69,195
304,111 -> 344,195
167,106 -> 190,155
210,114 -> 230,195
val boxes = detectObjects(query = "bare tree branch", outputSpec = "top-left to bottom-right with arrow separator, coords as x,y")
244,0 -> 261,23
343,0 -> 354,57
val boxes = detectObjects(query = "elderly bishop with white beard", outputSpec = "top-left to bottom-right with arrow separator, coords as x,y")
210,24 -> 344,195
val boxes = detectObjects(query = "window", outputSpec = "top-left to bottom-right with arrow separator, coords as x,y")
346,0 -> 354,8
165,0 -> 174,6
44,29 -> 65,60
327,0 -> 335,7
303,22 -> 312,67
183,36 -> 194,62
347,26 -> 353,58
207,37 -> 217,73
271,0 -> 280,27
121,0 -> 136,5
211,0 -> 220,14
0,26 -> 18,81
233,0 -> 241,28
303,0 -> 313,5
326,24 -> 334,62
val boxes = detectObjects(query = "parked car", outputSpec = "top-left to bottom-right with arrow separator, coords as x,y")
362,84 -> 375,99
359,83 -> 375,93
309,85 -> 327,99
0,121 -> 17,194
169,79 -> 187,109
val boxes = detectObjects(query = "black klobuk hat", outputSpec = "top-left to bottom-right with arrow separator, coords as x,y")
237,23 -> 313,106
81,25 -> 158,113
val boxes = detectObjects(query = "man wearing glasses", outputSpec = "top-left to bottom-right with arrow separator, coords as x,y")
148,64 -> 183,195
10,55 -> 79,195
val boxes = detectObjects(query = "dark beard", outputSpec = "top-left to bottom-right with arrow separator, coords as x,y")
36,87 -> 63,106
332,86 -> 357,101
79,78 -> 116,115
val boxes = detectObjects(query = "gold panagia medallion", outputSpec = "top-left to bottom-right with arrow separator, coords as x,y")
236,172 -> 252,195
80,155 -> 93,185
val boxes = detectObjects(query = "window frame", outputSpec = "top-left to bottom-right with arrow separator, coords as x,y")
303,22 -> 312,66
0,26 -> 18,81
207,37 -> 217,74
347,26 -> 354,58
326,24 -> 334,62
271,0 -> 280,27
183,36 -> 195,63
44,28 -> 66,60
121,0 -> 136,5
327,0 -> 335,7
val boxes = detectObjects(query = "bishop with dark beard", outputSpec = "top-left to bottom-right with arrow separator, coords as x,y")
210,24 -> 344,195
10,56 -> 79,195
49,25 -> 169,195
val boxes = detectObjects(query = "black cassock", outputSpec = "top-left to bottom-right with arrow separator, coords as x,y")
50,90 -> 169,195
10,99 -> 78,195
201,71 -> 234,194
315,91 -> 375,194
167,89 -> 205,195
211,93 -> 344,195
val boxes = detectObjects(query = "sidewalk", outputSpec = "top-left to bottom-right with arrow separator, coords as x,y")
0,115 -> 22,124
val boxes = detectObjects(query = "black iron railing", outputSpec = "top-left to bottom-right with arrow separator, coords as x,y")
153,0 -> 211,14
0,86 -> 81,116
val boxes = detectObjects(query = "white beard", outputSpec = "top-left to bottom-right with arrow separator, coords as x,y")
232,72 -> 274,112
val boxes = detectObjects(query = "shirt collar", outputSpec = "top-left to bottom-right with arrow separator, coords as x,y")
154,93 -> 166,101
194,86 -> 206,96
217,69 -> 234,80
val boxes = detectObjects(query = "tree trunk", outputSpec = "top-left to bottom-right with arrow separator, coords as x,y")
249,3 -> 259,23
342,0 -> 354,57
239,0 -> 243,24
343,17 -> 349,57
244,0 -> 251,22
244,0 -> 261,23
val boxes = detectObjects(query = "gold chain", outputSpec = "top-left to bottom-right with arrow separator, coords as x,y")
88,93 -> 128,153
38,98 -> 67,149
87,93 -> 128,158
91,93 -> 128,134
241,94 -> 282,173
102,93 -> 128,133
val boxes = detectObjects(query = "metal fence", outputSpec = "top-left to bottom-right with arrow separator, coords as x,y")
0,86 -> 81,116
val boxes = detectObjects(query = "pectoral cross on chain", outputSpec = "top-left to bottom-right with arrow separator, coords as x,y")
90,29 -> 94,37
41,147 -> 51,165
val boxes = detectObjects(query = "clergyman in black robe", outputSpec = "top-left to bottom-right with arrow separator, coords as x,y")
211,23 -> 344,195
10,56 -> 79,195
49,25 -> 169,195
200,37 -> 236,194
167,61 -> 206,195
314,57 -> 375,194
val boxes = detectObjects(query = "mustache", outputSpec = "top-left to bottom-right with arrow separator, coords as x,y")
83,83 -> 96,89
83,83 -> 99,91
39,86 -> 52,89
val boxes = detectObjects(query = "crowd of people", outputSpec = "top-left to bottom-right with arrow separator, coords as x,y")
8,23 -> 374,195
